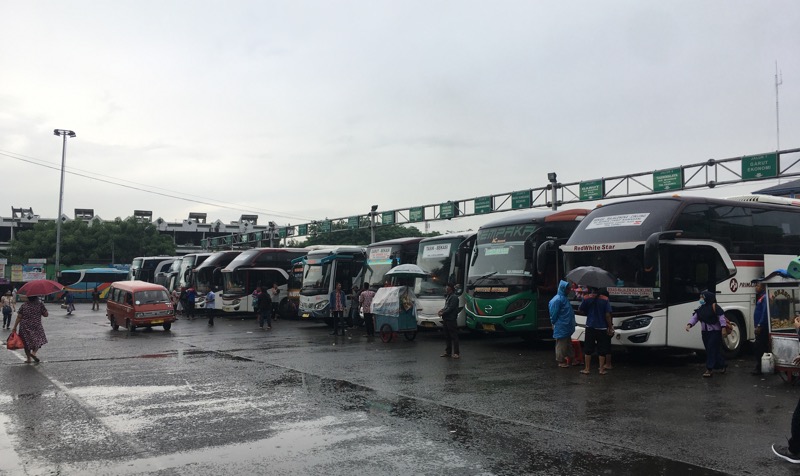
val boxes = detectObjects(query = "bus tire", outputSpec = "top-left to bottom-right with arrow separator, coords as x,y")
722,311 -> 744,359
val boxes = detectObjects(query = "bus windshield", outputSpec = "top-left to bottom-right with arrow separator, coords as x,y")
302,262 -> 331,292
415,240 -> 458,297
468,241 -> 529,286
224,269 -> 288,295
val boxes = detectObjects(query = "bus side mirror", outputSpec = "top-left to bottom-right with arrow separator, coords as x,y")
644,230 -> 683,272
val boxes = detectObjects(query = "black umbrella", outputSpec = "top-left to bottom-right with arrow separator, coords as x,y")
565,266 -> 617,289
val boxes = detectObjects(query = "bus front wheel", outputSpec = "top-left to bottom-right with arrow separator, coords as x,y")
722,312 -> 744,359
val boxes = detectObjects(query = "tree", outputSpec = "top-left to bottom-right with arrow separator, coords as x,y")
9,218 -> 175,266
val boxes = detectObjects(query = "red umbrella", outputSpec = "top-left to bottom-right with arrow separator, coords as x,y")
17,279 -> 64,297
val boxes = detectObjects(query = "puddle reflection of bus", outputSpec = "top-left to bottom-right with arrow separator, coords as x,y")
220,248 -> 307,316
296,246 -> 366,325
415,232 -> 475,330
58,267 -> 130,300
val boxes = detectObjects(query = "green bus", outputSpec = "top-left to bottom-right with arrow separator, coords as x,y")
464,208 -> 589,340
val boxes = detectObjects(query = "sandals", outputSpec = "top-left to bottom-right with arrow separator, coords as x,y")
31,355 -> 40,363
598,370 -> 608,375
579,369 -> 590,375
703,370 -> 713,378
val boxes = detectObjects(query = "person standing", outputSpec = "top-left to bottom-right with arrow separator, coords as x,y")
268,283 -> 281,322
12,295 -> 48,363
185,287 -> 197,321
752,282 -> 769,375
549,280 -> 576,368
685,290 -> 728,378
257,287 -> 273,330
330,282 -> 347,336
11,287 -> 17,303
1,291 -> 15,329
91,287 -> 101,311
359,283 -> 376,337
349,284 -> 361,327
63,290 -> 75,315
579,287 -> 613,375
772,316 -> 800,463
438,283 -> 460,359
206,287 -> 216,327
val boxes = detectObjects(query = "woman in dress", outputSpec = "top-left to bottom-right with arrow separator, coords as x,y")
12,295 -> 49,363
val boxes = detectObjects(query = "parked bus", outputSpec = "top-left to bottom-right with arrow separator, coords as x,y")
58,267 -> 130,300
415,232 -> 474,330
156,258 -> 183,291
220,248 -> 307,315
296,246 -> 366,325
464,208 -> 590,339
364,237 -> 424,287
192,250 -> 242,300
176,252 -> 213,290
128,256 -> 177,283
562,194 -> 800,357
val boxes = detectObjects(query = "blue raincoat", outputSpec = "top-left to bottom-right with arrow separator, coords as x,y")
549,280 -> 576,339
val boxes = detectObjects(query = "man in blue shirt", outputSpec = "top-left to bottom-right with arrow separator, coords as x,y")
579,287 -> 614,375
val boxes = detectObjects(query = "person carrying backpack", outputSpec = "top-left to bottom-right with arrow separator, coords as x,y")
686,290 -> 728,378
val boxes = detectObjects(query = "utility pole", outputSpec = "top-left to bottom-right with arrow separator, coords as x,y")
776,61 -> 783,150
53,129 -> 76,278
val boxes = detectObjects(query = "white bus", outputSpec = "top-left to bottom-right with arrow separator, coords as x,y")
562,194 -> 800,357
415,232 -> 474,330
296,246 -> 366,326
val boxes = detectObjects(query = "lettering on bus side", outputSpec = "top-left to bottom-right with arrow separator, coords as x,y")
477,224 -> 537,244
569,244 -> 616,251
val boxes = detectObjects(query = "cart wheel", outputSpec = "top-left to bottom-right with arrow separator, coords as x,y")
404,331 -> 417,341
380,324 -> 393,343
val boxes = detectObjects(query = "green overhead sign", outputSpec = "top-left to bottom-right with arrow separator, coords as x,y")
381,211 -> 395,225
580,180 -> 604,201
742,152 -> 778,180
409,207 -> 425,222
653,168 -> 683,192
320,220 -> 331,233
440,202 -> 456,219
475,196 -> 492,214
348,216 -> 359,229
298,224 -> 308,236
511,191 -> 530,209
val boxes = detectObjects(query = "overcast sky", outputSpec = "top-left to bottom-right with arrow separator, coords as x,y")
2,1 -> 799,236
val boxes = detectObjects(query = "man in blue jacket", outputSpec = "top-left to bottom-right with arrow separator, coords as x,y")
549,280 -> 576,367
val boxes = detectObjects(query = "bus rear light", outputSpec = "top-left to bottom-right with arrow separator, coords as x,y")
620,316 -> 653,330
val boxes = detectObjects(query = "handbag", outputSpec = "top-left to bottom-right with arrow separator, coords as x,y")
60,303 -> 68,309
7,331 -> 24,350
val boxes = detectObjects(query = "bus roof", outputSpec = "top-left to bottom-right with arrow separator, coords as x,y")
478,208 -> 587,229
367,237 -> 424,247
222,248 -> 307,273
419,232 -> 475,243
305,245 -> 365,255
61,267 -> 129,274
193,250 -> 242,270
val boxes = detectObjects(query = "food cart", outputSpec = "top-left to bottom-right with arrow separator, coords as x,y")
763,270 -> 800,383
371,285 -> 418,343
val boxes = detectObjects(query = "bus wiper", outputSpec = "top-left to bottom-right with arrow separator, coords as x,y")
471,271 -> 498,287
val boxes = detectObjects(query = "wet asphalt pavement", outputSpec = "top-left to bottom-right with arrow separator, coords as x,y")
0,303 -> 796,475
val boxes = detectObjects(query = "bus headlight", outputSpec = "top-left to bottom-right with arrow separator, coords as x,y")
314,300 -> 329,310
620,316 -> 653,330
232,299 -> 240,305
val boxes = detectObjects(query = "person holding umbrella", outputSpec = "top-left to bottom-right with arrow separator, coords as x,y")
11,293 -> 49,363
579,287 -> 614,375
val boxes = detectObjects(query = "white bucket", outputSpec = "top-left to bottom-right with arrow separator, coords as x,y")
762,353 -> 775,374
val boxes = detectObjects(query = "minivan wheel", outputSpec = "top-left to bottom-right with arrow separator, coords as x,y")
163,323 -> 172,331
111,319 -> 119,331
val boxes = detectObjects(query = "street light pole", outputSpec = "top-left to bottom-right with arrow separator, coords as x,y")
369,205 -> 378,244
268,221 -> 276,248
53,129 -> 76,278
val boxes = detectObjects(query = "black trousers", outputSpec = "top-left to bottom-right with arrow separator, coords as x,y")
753,326 -> 769,371
332,311 -> 345,335
443,319 -> 459,355
364,313 -> 375,336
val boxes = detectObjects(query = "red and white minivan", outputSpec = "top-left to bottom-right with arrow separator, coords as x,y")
106,280 -> 176,331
